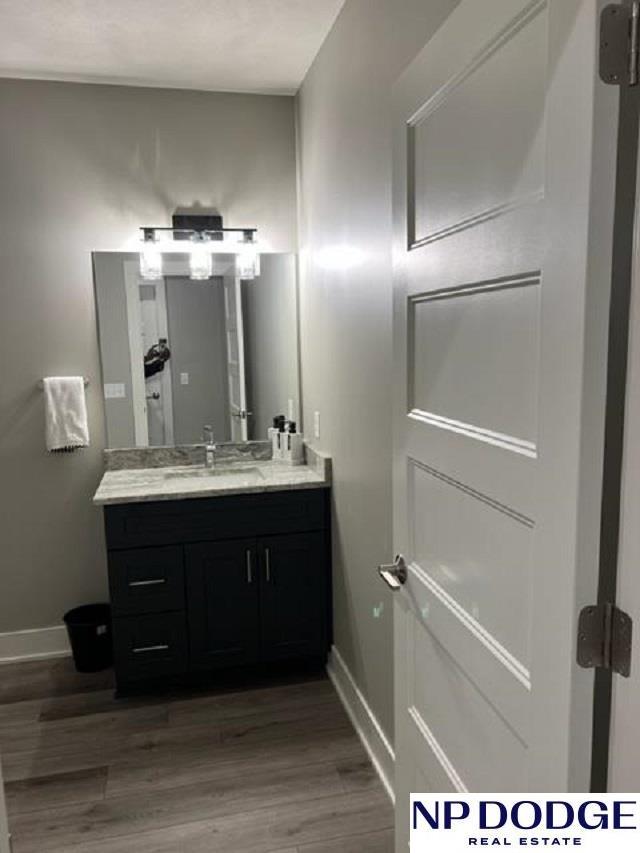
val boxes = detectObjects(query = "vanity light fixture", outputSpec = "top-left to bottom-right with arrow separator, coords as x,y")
139,228 -> 163,280
138,215 -> 259,282
189,232 -> 213,281
236,230 -> 260,280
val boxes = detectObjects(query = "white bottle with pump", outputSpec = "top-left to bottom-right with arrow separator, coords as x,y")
269,415 -> 285,460
281,420 -> 304,466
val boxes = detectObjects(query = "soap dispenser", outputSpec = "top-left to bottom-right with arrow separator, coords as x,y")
281,420 -> 305,466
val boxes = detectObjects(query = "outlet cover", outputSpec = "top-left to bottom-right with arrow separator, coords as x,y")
104,383 -> 125,399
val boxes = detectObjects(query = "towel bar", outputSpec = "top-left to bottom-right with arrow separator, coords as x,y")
38,378 -> 90,390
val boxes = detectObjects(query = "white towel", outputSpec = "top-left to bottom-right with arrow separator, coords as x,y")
43,377 -> 90,452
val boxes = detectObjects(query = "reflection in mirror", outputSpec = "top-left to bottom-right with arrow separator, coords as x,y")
93,253 -> 300,447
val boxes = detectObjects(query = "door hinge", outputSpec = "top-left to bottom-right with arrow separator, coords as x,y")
600,1 -> 640,86
577,603 -> 633,677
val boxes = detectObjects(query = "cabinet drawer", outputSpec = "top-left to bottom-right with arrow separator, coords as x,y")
104,489 -> 329,549
112,612 -> 187,681
108,546 -> 184,615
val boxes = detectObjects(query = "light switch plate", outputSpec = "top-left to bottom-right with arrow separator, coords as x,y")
314,410 -> 321,439
104,383 -> 125,399
180,372 -> 189,385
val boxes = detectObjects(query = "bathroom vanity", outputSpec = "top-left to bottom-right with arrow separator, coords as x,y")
91,244 -> 327,693
94,447 -> 332,694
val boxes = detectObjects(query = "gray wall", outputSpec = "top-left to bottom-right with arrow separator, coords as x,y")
0,79 -> 296,634
93,253 -> 136,448
243,254 -> 299,439
296,0 -> 459,741
167,277 -> 230,445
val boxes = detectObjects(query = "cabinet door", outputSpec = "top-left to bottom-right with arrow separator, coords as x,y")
185,540 -> 259,670
112,612 -> 188,682
259,532 -> 328,661
108,546 -> 184,615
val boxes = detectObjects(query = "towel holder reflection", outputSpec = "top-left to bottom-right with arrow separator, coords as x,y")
38,378 -> 90,390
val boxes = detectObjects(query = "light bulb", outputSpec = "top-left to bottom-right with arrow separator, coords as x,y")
140,234 -> 162,280
237,240 -> 260,280
189,236 -> 212,280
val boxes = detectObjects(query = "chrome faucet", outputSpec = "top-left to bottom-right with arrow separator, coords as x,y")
203,425 -> 216,469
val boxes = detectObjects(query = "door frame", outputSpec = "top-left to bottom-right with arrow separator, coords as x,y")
605,60 -> 640,791
0,754 -> 10,853
223,273 -> 249,442
123,260 -> 149,446
590,13 -> 640,790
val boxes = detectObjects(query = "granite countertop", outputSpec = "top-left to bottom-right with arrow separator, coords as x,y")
93,445 -> 331,506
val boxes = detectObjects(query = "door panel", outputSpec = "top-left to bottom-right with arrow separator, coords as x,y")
186,540 -> 259,669
409,613 -> 528,792
410,2 -> 546,244
409,277 -> 541,445
409,459 -> 534,665
259,532 -> 328,660
393,0 -> 617,841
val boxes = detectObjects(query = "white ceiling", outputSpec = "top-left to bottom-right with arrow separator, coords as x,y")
0,0 -> 345,95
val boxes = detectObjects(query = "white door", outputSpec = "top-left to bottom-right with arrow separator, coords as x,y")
223,274 -> 248,442
123,263 -> 175,447
392,0 -> 619,836
609,137 -> 640,793
138,280 -> 174,447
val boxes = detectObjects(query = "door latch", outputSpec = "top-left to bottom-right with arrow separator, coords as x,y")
577,602 -> 633,677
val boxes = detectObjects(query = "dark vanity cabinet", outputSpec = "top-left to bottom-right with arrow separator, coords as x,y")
104,488 -> 331,692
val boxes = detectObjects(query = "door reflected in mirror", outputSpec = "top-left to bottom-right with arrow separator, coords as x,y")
93,252 -> 300,447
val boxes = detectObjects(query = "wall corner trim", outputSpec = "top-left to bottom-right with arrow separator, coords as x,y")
0,625 -> 71,664
327,645 -> 395,803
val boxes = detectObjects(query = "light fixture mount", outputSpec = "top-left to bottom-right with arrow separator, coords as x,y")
139,214 -> 257,244
138,213 -> 259,281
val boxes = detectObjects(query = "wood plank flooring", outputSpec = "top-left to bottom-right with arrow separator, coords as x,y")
0,659 -> 393,852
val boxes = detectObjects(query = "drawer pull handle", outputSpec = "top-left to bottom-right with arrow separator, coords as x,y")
132,643 -> 169,654
129,578 -> 167,588
265,547 -> 271,582
246,550 -> 252,584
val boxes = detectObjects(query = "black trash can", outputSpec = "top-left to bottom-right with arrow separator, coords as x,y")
63,603 -> 112,673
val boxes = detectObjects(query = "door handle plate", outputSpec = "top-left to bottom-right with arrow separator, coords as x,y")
378,555 -> 407,591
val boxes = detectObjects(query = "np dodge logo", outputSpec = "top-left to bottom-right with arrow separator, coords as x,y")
410,795 -> 640,852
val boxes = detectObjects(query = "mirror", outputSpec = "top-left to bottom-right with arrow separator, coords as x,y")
93,252 -> 300,447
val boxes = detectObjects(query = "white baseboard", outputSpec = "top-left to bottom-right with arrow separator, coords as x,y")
327,645 -> 395,803
0,625 -> 71,664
